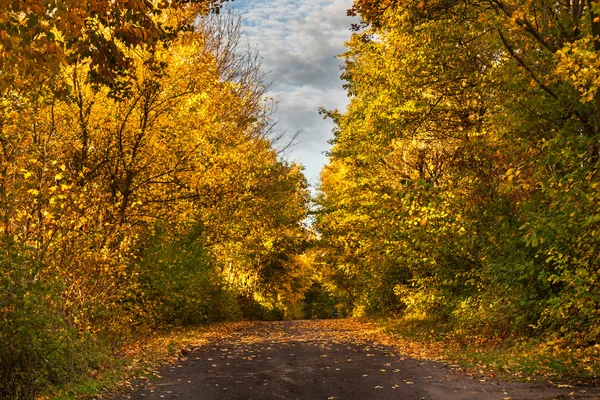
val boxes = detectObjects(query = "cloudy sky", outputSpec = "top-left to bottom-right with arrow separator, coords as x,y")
233,0 -> 358,187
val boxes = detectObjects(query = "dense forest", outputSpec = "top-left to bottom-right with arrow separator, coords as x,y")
2,0 -> 600,398
317,0 -> 600,345
0,1 -> 313,398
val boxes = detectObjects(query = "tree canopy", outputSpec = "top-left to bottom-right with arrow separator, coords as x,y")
0,5 -> 313,398
0,0 -> 229,93
317,0 -> 600,343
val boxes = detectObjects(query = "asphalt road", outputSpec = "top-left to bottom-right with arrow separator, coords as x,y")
114,320 -> 600,400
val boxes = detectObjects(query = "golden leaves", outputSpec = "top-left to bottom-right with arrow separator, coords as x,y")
317,0 -> 600,361
1,13 -> 308,400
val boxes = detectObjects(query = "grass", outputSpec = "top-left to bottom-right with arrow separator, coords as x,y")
37,322 -> 254,400
372,316 -> 600,384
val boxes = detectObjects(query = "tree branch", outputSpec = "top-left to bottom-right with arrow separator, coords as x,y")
490,0 -> 560,53
497,29 -> 559,100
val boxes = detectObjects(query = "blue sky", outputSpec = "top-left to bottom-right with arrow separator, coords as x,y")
233,0 -> 358,187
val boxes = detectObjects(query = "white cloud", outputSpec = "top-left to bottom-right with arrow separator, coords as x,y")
234,0 -> 358,184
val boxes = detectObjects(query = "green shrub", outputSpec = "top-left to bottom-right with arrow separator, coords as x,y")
136,223 -> 240,326
0,253 -> 95,399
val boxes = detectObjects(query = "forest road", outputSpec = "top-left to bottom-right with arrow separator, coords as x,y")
113,320 -> 600,400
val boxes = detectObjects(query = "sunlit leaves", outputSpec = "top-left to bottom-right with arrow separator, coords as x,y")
0,0 -> 226,94
0,6 -> 310,398
318,0 -> 600,344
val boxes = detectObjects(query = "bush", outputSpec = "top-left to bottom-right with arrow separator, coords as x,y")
0,253 -> 95,399
136,223 -> 240,327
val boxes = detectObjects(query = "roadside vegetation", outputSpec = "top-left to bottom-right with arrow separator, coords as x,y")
0,2 -> 312,398
315,0 -> 600,383
375,317 -> 600,383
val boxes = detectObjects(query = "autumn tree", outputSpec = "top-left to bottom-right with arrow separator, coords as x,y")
0,0 -> 229,93
318,0 -> 600,343
0,6 -> 311,399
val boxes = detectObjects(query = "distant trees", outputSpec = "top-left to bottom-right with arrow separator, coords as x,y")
317,0 -> 600,343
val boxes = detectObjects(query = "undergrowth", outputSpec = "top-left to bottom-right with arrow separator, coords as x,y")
374,317 -> 600,384
38,322 -> 255,400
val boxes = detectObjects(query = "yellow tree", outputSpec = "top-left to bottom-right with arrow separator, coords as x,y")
0,0 -> 226,92
0,8 -> 311,397
318,0 -> 600,342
